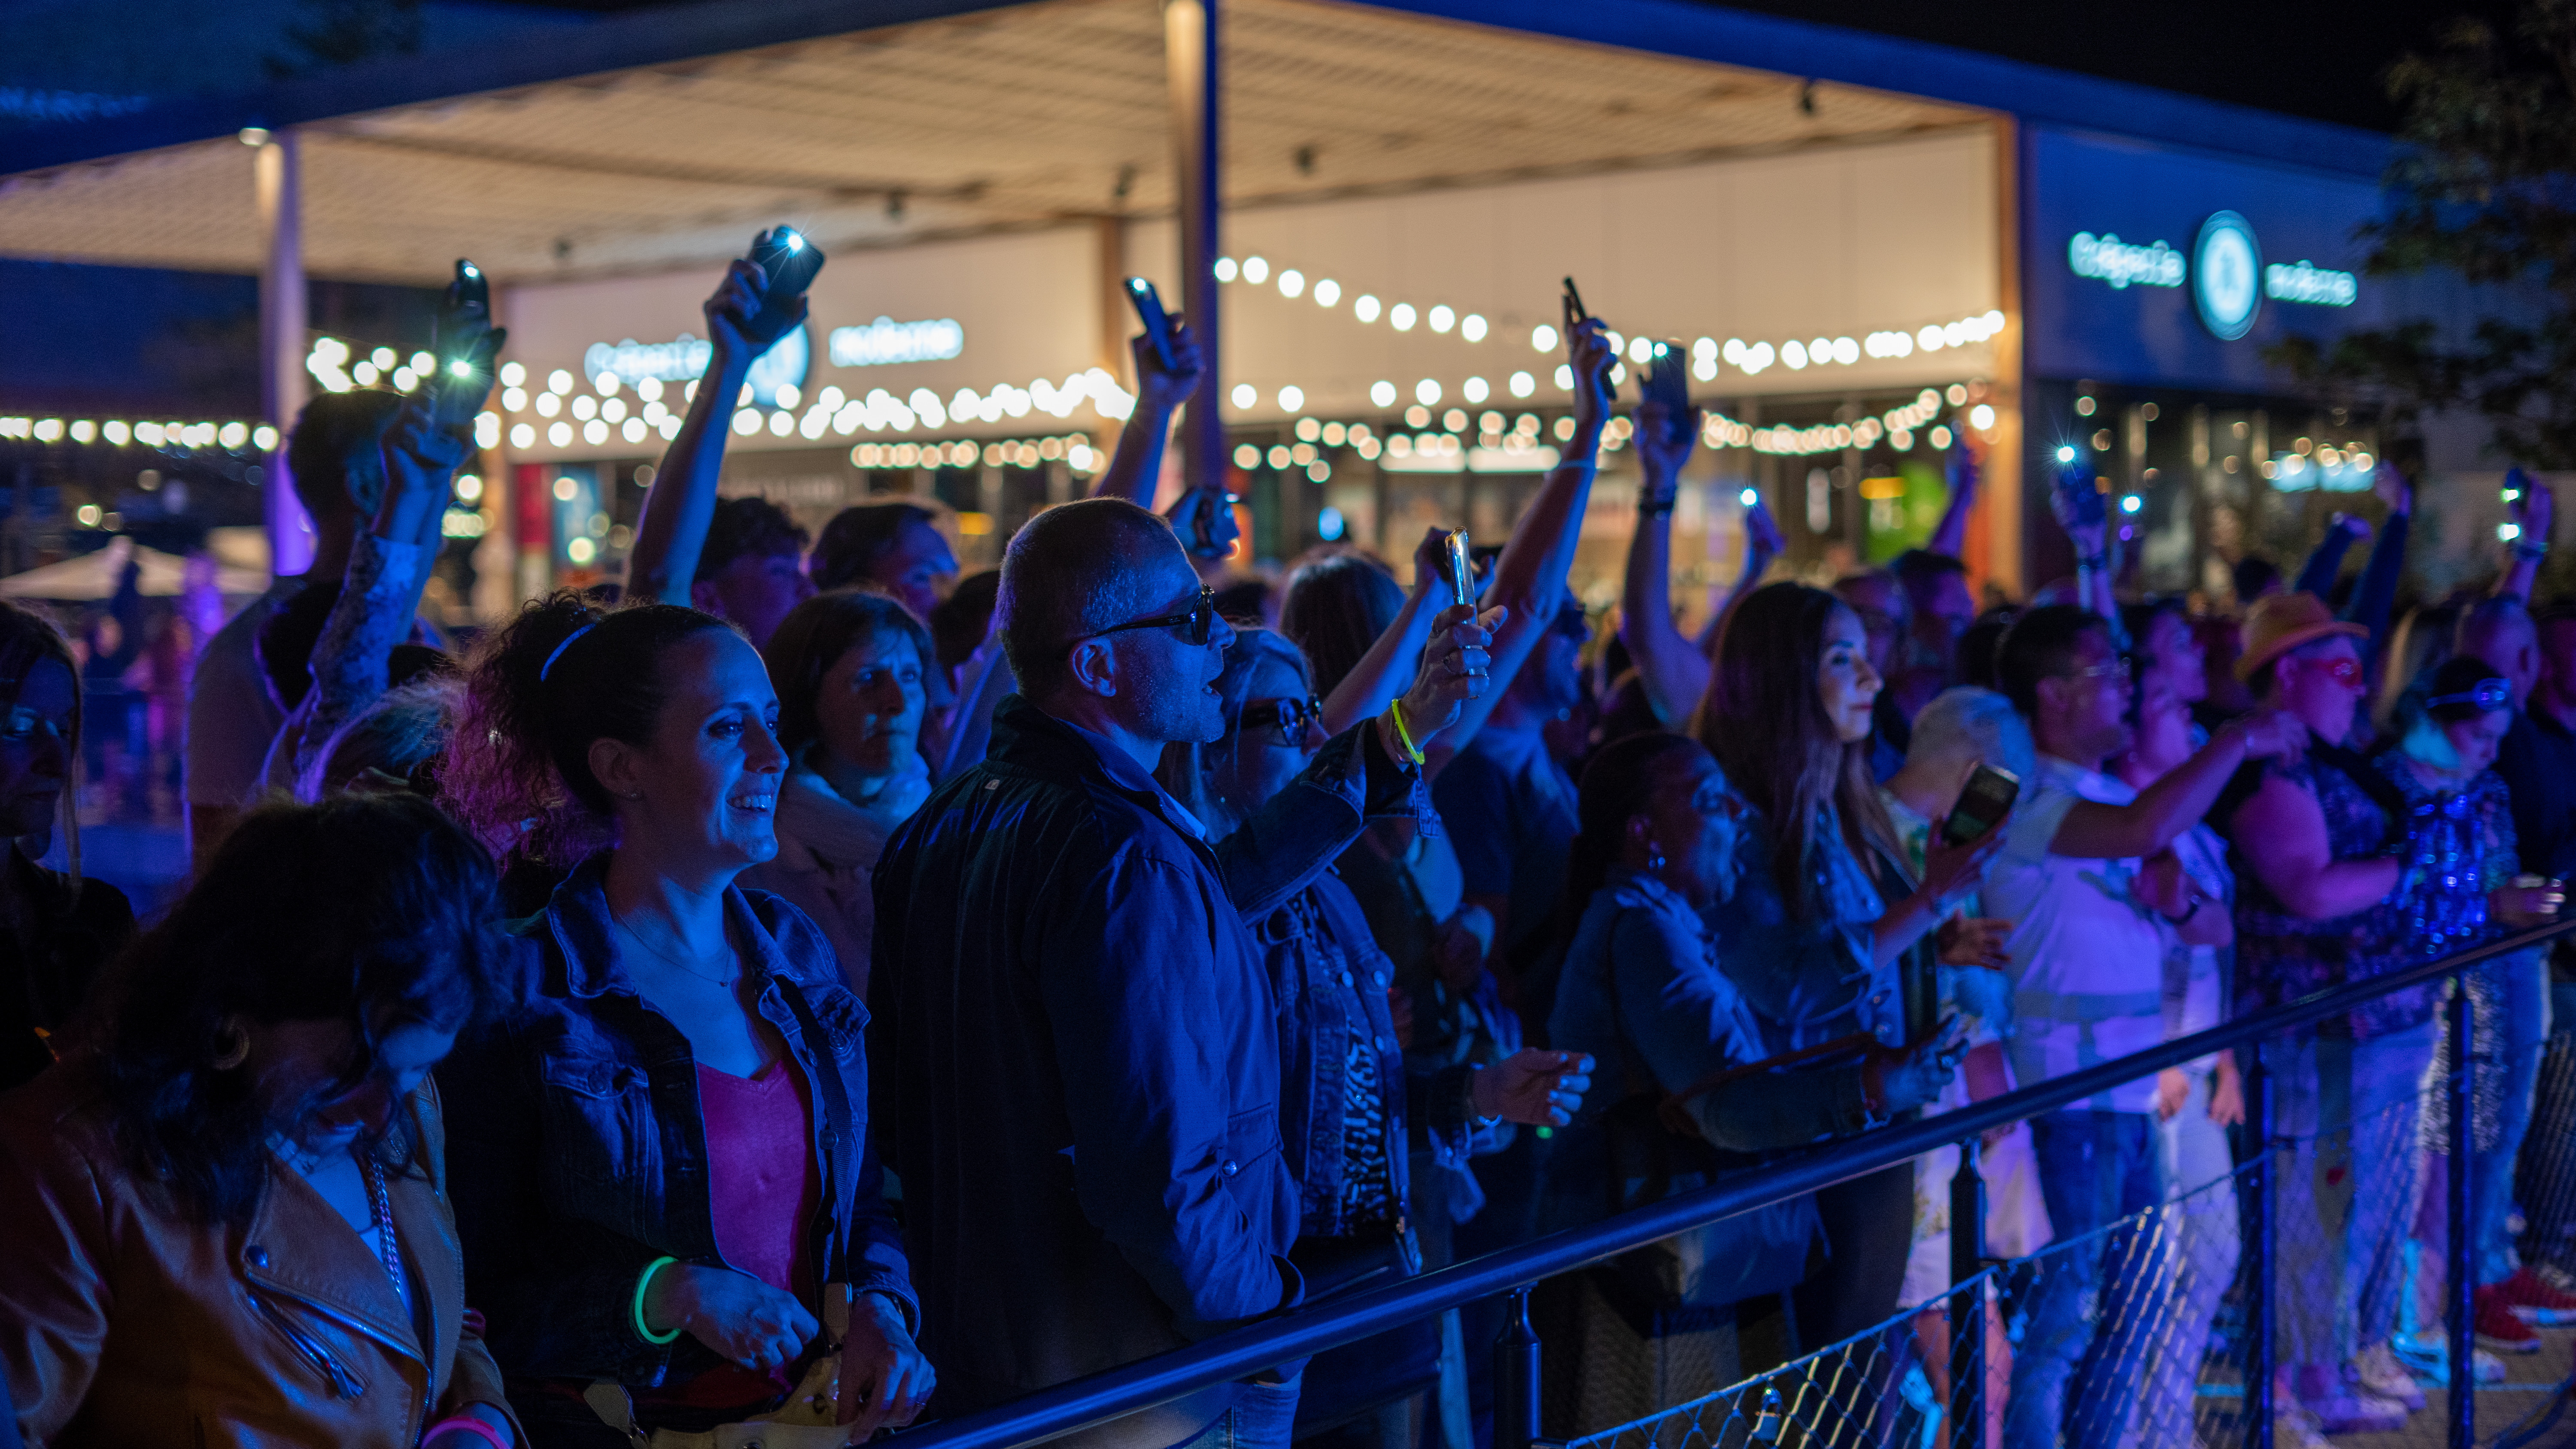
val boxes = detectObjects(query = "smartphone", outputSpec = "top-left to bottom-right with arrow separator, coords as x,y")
1124,277 -> 1179,373
1640,340 -> 1691,442
447,258 -> 488,323
1561,276 -> 1589,330
1941,764 -> 2020,847
745,227 -> 825,337
1442,530 -> 1474,608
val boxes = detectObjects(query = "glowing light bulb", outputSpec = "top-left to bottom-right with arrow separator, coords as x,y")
1532,324 -> 1558,353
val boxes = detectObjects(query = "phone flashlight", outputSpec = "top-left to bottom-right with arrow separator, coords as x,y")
1740,488 -> 1759,507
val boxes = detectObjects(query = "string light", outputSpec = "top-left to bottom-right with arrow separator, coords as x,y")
0,415 -> 276,452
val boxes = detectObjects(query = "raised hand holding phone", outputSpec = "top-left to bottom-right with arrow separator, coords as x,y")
425,259 -> 504,431
738,227 -> 821,351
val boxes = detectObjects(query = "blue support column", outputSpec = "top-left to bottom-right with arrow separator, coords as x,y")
1948,1135 -> 1987,1449
1494,1284 -> 1540,1449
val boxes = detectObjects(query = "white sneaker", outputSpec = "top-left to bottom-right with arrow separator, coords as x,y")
2273,1405 -> 2332,1449
2351,1343 -> 2426,1411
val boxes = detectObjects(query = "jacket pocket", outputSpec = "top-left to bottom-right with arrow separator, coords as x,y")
244,1288 -> 366,1399
1217,1106 -> 1283,1216
535,1051 -> 664,1238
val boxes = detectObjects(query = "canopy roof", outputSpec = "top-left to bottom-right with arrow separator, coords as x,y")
0,0 -> 2382,287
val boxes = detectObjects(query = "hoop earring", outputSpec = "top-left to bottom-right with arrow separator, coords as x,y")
210,1023 -> 250,1071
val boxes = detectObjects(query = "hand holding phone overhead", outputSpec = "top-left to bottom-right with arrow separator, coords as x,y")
426,259 -> 504,429
738,227 -> 823,350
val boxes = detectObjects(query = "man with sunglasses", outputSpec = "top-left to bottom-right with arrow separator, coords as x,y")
869,498 -> 1494,1449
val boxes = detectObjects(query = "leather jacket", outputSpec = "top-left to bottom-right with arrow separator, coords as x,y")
0,1059 -> 517,1449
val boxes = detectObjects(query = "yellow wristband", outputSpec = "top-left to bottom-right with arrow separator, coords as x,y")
1384,701 -> 1425,766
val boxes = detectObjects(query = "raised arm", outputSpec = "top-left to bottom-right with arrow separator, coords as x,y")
623,261 -> 792,605
1425,318 -> 1615,776
2294,514 -> 2368,598
1091,322 -> 1204,507
2049,459 -> 2121,643
1622,400 -> 1711,726
1317,527 -> 1451,738
1696,494 -> 1782,652
1927,440 -> 1979,558
2344,467 -> 2411,655
2049,710 -> 2305,859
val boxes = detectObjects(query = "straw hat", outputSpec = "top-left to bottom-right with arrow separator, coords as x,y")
2235,591 -> 2367,682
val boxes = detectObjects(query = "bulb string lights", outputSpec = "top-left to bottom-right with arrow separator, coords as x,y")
0,415 -> 279,453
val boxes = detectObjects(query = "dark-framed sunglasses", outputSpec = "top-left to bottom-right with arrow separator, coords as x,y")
2427,678 -> 2512,713
1068,587 -> 1218,653
1235,694 -> 1325,746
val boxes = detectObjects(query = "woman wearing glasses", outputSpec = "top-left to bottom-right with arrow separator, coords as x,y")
1155,626 -> 1594,1449
2222,593 -> 2488,1435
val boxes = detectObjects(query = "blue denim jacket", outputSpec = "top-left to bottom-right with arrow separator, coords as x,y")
1258,873 -> 1479,1243
1704,807 -> 1906,1053
439,855 -> 914,1389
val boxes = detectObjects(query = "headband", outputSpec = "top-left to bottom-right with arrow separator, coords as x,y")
539,621 -> 599,682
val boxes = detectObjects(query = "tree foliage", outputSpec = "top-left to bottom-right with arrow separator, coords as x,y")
2275,0 -> 2576,467
264,0 -> 426,80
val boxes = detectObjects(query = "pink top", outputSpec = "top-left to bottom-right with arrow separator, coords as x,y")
647,1058 -> 820,1410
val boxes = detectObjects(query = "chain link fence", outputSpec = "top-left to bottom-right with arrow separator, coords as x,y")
1558,1019 -> 2576,1449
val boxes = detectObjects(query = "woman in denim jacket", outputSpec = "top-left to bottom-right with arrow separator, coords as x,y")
438,595 -> 929,1448
1158,627 -> 1591,1448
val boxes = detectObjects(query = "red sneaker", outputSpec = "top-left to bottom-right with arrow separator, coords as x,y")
2476,1286 -> 2545,1353
2497,1266 -> 2576,1325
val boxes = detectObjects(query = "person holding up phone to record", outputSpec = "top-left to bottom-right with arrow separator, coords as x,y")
253,258 -> 503,797
1091,278 -> 1240,562
626,230 -> 822,614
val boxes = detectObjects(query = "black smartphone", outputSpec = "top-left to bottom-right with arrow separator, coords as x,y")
745,227 -> 825,337
447,258 -> 488,324
1941,764 -> 2021,847
1641,340 -> 1692,442
1124,277 -> 1178,373
1561,276 -> 1589,329
1443,530 -> 1474,608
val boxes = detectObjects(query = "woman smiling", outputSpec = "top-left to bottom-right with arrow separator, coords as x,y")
438,595 -> 931,1447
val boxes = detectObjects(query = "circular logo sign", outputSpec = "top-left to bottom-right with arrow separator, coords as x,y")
2192,211 -> 2263,341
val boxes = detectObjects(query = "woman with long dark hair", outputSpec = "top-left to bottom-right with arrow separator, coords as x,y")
1540,730 -> 1962,1422
0,599 -> 131,1092
744,588 -> 936,998
1692,580 -> 2001,1348
438,594 -> 930,1448
0,793 -> 524,1449
1155,625 -> 1588,1449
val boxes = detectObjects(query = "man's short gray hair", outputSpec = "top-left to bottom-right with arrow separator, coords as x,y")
1905,686 -> 2036,782
997,498 -> 1181,701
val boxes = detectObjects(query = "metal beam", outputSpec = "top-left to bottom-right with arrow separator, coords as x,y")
255,130 -> 313,577
1163,0 -> 1223,503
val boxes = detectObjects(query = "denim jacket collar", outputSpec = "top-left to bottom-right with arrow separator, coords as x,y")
988,695 -> 1211,846
539,851 -> 801,1002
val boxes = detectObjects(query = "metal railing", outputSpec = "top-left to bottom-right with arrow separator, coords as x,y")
897,917 -> 2576,1449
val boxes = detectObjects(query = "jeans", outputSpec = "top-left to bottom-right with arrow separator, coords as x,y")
2006,1110 -> 2166,1449
1172,1375 -> 1303,1449
2264,1023 -> 2439,1376
2138,1072 -> 2243,1449
2474,953 -> 2552,1285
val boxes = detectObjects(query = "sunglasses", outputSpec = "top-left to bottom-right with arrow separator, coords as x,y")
1235,694 -> 1325,746
2293,655 -> 2364,689
1069,587 -> 1219,653
2427,678 -> 2512,712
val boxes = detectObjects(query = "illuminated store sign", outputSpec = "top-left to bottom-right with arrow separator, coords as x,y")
828,316 -> 966,368
2067,232 -> 2184,290
583,326 -> 810,408
2264,260 -> 2359,307
2068,212 -> 2360,339
2191,211 -> 2262,341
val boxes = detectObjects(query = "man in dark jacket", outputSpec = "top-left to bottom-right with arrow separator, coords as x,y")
872,498 -> 1482,1449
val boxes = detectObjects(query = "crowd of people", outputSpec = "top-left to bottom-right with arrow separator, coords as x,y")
3,248 -> 2575,1449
